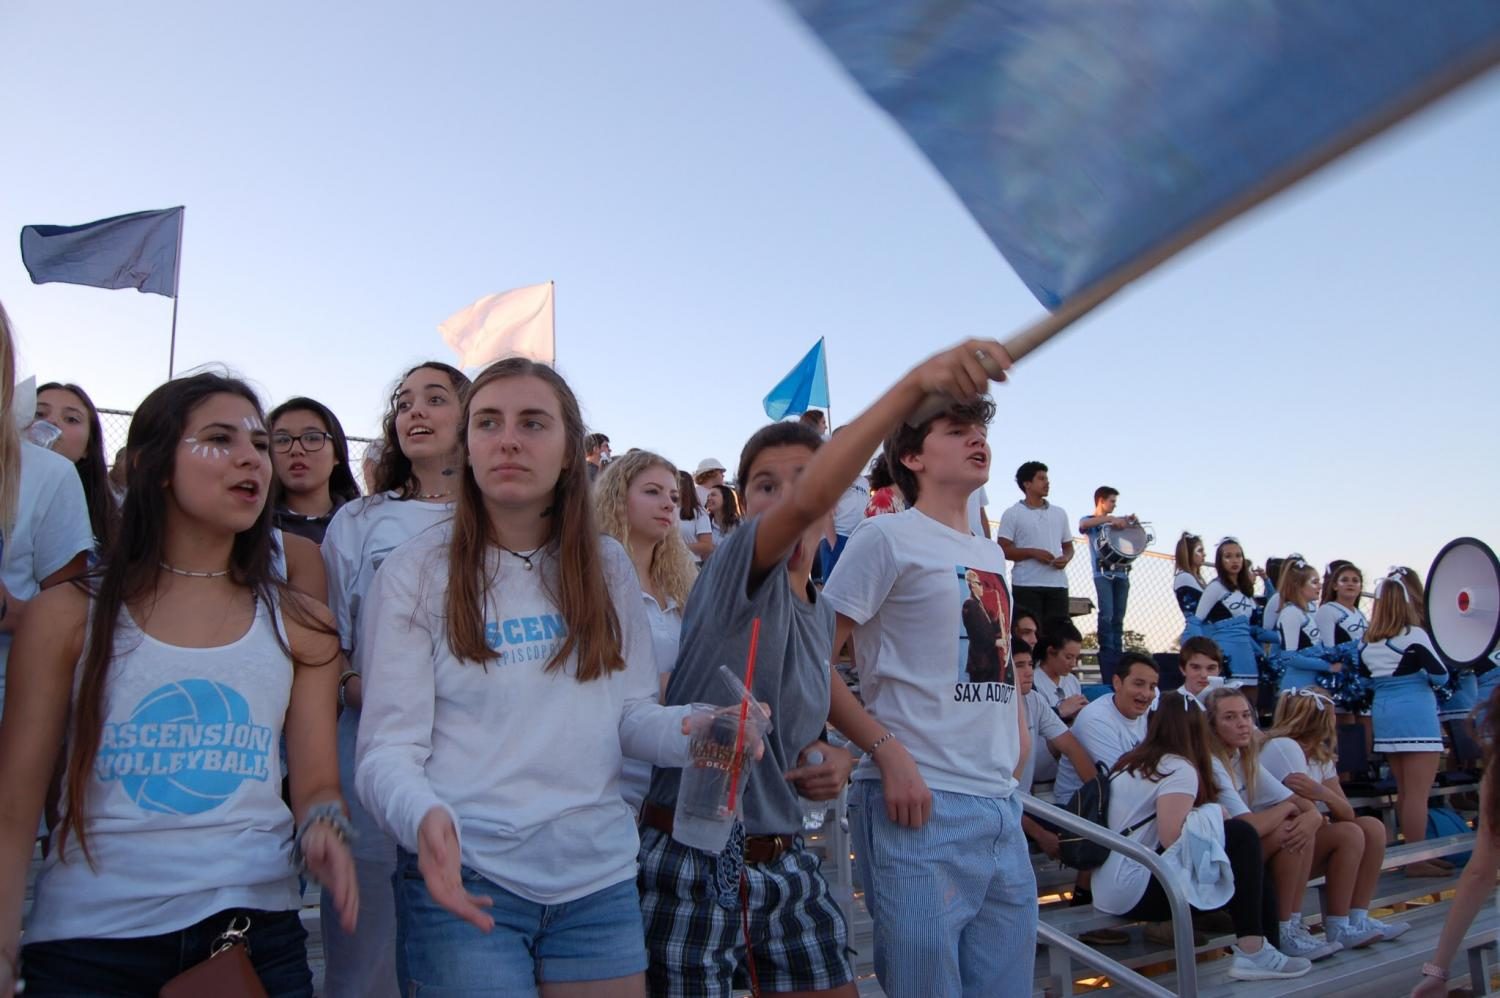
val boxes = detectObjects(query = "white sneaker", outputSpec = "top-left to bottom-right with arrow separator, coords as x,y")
1354,913 -> 1410,942
1332,912 -> 1386,948
1228,943 -> 1314,981
1280,920 -> 1340,961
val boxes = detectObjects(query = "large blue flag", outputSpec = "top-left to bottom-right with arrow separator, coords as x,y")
764,337 -> 830,420
21,207 -> 183,298
784,3 -> 1500,311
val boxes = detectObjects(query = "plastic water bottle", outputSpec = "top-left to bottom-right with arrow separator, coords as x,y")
799,750 -> 827,831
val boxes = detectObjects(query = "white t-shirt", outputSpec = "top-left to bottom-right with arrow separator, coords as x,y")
997,499 -> 1070,588
823,508 -> 1021,798
1315,602 -> 1368,646
0,443 -> 93,718
966,486 -> 990,538
833,476 -> 871,537
1032,669 -> 1083,714
621,591 -> 684,810
1020,688 -> 1068,792
1093,754 -> 1199,915
678,511 -> 712,563
321,493 -> 454,859
1260,736 -> 1338,814
1052,694 -> 1147,804
1211,753 -> 1292,817
355,528 -> 691,905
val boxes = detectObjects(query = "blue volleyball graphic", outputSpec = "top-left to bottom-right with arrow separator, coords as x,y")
117,679 -> 266,815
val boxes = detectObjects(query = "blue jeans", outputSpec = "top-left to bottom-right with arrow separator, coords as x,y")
21,908 -> 311,997
849,782 -> 1037,998
396,850 -> 647,995
1094,573 -> 1130,683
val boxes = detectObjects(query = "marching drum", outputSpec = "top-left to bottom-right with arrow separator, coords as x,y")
1097,521 -> 1154,571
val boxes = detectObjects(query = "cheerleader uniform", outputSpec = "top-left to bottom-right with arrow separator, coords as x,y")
1194,580 -> 1261,681
1175,571 -> 1204,638
1477,649 -> 1500,726
1438,668 -> 1480,722
1363,627 -> 1447,754
1315,602 -> 1368,647
1275,604 -> 1339,694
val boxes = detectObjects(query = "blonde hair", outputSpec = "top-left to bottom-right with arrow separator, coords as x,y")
1265,688 -> 1338,767
593,450 -> 697,608
1205,685 -> 1262,804
1366,566 -> 1425,642
0,303 -> 21,542
1277,559 -> 1319,612
1175,532 -> 1205,583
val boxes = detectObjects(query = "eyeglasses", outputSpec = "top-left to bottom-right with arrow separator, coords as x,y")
272,431 -> 330,454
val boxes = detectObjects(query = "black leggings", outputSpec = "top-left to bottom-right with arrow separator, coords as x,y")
1123,817 -> 1279,947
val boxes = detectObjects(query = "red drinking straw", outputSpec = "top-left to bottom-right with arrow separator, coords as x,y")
726,617 -> 762,812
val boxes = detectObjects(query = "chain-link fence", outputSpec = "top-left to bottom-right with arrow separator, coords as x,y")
98,407 -> 1187,659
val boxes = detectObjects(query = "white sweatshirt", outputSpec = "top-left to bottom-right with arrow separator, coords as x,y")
355,526 -> 691,905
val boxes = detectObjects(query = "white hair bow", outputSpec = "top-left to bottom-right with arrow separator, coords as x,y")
1283,688 -> 1332,712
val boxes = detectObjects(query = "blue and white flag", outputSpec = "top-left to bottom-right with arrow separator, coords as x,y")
764,337 -> 830,420
785,2 -> 1500,310
20,207 -> 184,298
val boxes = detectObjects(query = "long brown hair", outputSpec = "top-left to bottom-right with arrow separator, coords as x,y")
444,359 -> 623,681
62,374 -> 336,863
1205,685 -> 1263,803
1321,560 -> 1361,607
1214,540 -> 1255,597
1366,566 -> 1425,642
0,303 -> 22,541
1114,692 -> 1218,807
38,382 -> 119,551
373,361 -> 470,498
1174,532 -> 1204,584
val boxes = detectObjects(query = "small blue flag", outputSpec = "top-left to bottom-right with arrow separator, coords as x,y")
21,207 -> 184,298
784,3 -> 1500,310
763,338 -> 830,420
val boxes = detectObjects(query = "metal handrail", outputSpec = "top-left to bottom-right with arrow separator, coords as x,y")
1020,791 -> 1199,997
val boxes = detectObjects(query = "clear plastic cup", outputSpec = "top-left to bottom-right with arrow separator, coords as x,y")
24,419 -> 62,450
672,703 -> 772,853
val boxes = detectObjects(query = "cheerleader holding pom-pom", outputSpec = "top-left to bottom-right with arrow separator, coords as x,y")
1315,561 -> 1375,713
1271,560 -> 1360,699
1194,538 -> 1279,697
1361,566 -> 1452,877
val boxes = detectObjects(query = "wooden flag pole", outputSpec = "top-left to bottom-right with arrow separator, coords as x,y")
167,207 -> 185,379
908,39 -> 1500,426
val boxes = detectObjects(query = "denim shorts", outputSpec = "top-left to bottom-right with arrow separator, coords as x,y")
396,849 -> 648,995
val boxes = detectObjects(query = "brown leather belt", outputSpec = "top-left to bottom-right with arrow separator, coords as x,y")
640,802 -> 796,865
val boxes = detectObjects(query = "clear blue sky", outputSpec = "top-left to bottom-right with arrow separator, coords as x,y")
3,2 -> 1497,588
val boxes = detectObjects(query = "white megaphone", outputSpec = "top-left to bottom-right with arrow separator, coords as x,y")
1425,537 -> 1500,673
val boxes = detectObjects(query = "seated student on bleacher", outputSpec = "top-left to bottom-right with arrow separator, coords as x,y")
1093,691 -> 1313,981
1181,636 -> 1227,700
1260,688 -> 1410,946
1033,619 -> 1088,723
1204,686 -> 1338,962
1013,639 -> 1097,858
1053,652 -> 1158,807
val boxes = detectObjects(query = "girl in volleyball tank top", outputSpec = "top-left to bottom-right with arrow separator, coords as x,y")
318,360 -> 469,998
0,374 -> 357,997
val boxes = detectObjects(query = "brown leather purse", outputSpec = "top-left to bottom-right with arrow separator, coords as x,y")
159,915 -> 268,998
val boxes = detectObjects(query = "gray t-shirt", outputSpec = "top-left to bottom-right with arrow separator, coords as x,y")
646,516 -> 833,836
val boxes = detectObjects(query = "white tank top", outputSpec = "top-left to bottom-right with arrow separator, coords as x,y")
26,597 -> 301,943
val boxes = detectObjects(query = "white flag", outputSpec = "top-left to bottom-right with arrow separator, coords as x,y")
439,281 -> 555,368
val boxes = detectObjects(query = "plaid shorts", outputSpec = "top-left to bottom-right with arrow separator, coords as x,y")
638,826 -> 854,997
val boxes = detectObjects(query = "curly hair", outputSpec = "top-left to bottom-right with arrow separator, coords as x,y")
594,450 -> 698,608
